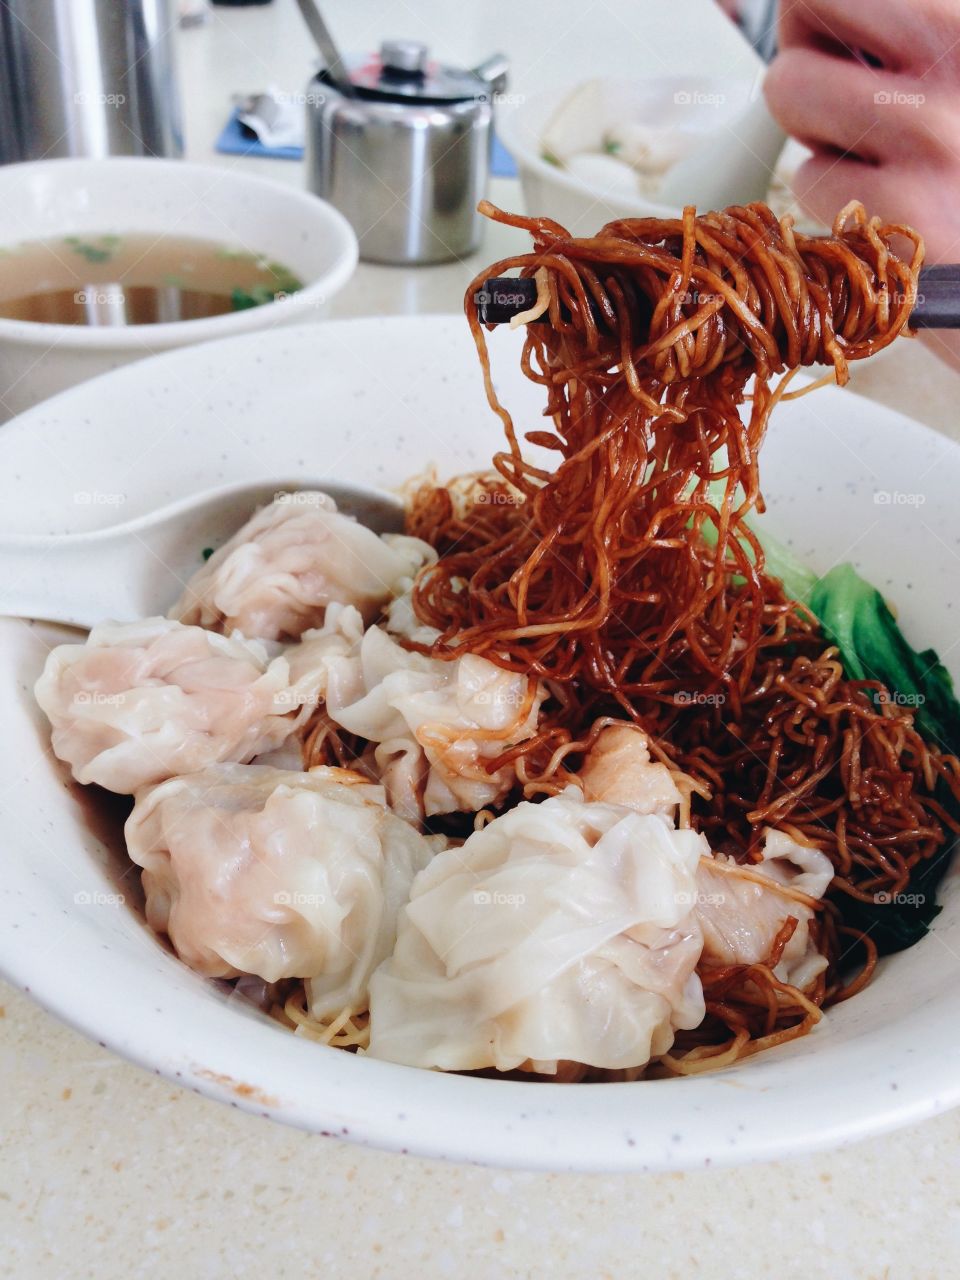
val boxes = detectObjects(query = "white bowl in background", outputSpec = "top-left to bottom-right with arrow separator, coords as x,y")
0,157 -> 358,420
498,75 -> 785,232
1,316 -> 959,1172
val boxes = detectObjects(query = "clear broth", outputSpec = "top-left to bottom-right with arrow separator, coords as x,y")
0,233 -> 303,325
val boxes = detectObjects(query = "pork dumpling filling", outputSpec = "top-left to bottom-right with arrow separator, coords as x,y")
577,722 -> 684,817
696,830 -> 834,991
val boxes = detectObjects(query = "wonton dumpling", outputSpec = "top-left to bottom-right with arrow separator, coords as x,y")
696,829 -> 834,991
367,790 -> 707,1073
324,625 -> 547,820
125,763 -> 437,1015
35,618 -> 304,794
168,491 -> 436,640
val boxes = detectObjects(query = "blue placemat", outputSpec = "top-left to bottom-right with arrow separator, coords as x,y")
215,108 -> 303,161
215,107 -> 518,177
491,133 -> 518,178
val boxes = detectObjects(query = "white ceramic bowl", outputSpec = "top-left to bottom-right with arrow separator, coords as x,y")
498,76 -> 784,232
1,317 -> 959,1172
0,157 -> 357,420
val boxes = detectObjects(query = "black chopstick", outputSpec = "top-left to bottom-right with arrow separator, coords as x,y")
911,267 -> 960,329
475,268 -> 960,331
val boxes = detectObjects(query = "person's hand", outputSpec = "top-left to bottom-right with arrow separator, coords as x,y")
764,0 -> 960,266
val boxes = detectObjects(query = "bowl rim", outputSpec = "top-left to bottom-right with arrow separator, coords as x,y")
0,156 -> 359,349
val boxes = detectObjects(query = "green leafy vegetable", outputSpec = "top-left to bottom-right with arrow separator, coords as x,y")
835,846 -> 952,954
809,563 -> 960,755
697,488 -> 958,949
803,561 -> 960,951
729,524 -> 960,952
705,494 -> 960,752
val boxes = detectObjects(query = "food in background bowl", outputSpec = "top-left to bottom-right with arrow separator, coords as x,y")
537,77 -> 721,200
498,76 -> 815,234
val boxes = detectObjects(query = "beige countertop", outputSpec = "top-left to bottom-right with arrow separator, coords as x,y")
3,2 -> 960,1276
4,973 -> 960,1280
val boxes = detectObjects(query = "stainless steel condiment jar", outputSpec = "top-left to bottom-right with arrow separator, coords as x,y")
0,0 -> 183,164
305,42 -> 508,265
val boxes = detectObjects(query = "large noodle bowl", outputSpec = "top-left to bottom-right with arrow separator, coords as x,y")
34,200 -> 960,1082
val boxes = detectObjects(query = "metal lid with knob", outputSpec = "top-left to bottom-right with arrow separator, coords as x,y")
380,39 -> 428,77
337,40 -> 508,105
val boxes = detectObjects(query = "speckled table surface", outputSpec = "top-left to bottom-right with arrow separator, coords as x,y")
4,1 -> 960,1274
3,969 -> 960,1280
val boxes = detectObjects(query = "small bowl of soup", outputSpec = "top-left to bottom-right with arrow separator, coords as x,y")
0,157 -> 358,420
